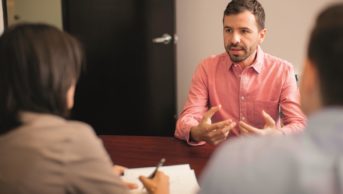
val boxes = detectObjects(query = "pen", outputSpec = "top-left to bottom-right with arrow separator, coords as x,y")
148,158 -> 166,179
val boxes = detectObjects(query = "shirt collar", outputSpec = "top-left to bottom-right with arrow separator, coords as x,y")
227,46 -> 264,74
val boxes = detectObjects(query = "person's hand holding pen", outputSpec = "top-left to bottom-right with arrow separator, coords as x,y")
139,158 -> 170,194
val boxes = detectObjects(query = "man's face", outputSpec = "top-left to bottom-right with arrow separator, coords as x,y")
223,10 -> 266,63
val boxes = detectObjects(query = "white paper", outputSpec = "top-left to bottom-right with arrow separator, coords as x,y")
122,164 -> 199,194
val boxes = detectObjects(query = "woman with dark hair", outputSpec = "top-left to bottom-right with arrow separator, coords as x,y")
0,23 -> 168,194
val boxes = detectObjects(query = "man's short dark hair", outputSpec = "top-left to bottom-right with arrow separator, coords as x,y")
308,3 -> 343,106
224,0 -> 265,30
0,23 -> 84,134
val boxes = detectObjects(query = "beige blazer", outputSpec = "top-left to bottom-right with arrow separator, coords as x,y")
0,112 -> 129,194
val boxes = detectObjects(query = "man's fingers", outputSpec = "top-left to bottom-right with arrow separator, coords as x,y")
262,110 -> 276,128
207,119 -> 233,131
220,121 -> 236,134
191,119 -> 229,143
240,127 -> 249,134
202,105 -> 222,123
239,121 -> 262,134
228,121 -> 236,130
208,134 -> 226,145
211,128 -> 231,144
207,122 -> 236,144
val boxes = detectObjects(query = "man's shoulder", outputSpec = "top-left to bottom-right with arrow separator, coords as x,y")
201,52 -> 228,65
263,52 -> 293,68
200,135 -> 306,194
195,52 -> 229,73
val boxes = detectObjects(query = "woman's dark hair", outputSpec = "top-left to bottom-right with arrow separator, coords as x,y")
224,0 -> 265,30
0,23 -> 84,134
307,3 -> 343,106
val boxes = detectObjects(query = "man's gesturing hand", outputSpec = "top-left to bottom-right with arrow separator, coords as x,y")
239,110 -> 282,135
190,105 -> 236,145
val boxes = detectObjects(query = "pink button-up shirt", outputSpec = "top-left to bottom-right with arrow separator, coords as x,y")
175,47 -> 306,145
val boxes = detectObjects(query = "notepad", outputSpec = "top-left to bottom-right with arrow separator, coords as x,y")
122,164 -> 199,194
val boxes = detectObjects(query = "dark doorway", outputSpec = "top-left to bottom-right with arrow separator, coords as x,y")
62,0 -> 176,136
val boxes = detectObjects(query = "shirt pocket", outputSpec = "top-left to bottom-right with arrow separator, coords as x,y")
250,101 -> 279,128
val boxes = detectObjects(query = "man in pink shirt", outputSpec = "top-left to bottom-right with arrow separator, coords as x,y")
175,0 -> 306,145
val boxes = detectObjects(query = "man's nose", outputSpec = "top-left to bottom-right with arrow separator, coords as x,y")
231,32 -> 240,44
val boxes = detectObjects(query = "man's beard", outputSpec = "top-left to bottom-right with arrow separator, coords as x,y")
225,43 -> 250,63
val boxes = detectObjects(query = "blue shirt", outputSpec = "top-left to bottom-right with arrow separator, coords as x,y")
199,107 -> 343,194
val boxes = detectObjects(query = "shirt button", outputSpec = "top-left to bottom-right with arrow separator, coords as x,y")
241,96 -> 245,100
242,117 -> 246,121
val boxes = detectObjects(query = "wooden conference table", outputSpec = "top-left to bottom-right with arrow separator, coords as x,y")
99,135 -> 216,178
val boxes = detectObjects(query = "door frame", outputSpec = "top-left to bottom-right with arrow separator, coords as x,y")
2,0 -> 8,28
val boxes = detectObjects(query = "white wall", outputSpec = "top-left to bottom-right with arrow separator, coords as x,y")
8,0 -> 62,29
260,0 -> 339,73
176,0 -> 228,113
176,0 -> 338,113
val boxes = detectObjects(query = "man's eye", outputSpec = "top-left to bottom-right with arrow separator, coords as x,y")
225,29 -> 232,33
241,29 -> 250,34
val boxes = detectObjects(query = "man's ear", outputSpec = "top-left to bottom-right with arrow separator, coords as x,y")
302,59 -> 319,93
258,28 -> 267,44
300,59 -> 321,115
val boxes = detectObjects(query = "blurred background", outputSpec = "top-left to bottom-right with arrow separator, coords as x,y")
1,0 -> 338,136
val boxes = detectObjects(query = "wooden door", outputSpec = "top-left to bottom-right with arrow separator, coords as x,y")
62,0 -> 176,136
